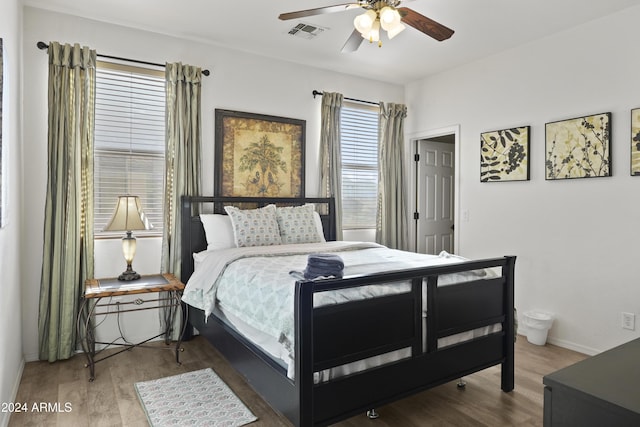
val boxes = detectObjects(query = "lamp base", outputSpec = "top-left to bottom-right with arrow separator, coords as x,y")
118,247 -> 140,281
118,269 -> 141,281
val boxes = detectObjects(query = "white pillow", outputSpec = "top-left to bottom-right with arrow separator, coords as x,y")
200,214 -> 235,250
313,211 -> 327,242
276,204 -> 325,244
224,204 -> 282,247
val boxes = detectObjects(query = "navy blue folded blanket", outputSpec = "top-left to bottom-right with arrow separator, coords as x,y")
304,253 -> 344,279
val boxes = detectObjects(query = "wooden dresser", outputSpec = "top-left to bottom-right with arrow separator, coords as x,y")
543,337 -> 640,426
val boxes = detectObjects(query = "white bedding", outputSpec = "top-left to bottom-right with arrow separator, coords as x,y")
182,242 -> 500,380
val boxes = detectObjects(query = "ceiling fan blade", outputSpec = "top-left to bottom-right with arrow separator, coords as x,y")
279,3 -> 361,20
397,7 -> 454,41
341,29 -> 364,53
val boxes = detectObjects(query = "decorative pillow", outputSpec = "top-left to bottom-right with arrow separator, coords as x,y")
224,204 -> 282,247
276,204 -> 324,244
200,214 -> 235,250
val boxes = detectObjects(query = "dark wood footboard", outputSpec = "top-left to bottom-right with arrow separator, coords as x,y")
295,256 -> 516,426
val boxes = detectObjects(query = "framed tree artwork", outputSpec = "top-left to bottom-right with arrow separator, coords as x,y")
545,112 -> 611,180
631,108 -> 640,176
480,126 -> 530,182
214,109 -> 305,197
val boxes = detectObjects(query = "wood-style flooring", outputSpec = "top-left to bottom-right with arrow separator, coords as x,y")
9,335 -> 587,426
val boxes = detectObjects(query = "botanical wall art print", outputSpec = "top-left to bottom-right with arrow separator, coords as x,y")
631,108 -> 640,175
215,109 -> 305,197
480,126 -> 530,182
545,112 -> 611,180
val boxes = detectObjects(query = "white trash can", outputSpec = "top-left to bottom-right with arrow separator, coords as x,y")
523,311 -> 554,345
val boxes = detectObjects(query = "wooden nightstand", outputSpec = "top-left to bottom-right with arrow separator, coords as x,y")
77,273 -> 187,381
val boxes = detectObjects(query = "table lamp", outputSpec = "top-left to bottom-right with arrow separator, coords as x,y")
103,195 -> 152,281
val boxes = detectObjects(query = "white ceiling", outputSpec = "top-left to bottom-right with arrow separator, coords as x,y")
24,0 -> 640,84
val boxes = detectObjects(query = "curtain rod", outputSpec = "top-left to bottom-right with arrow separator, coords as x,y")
37,41 -> 210,76
312,90 -> 379,106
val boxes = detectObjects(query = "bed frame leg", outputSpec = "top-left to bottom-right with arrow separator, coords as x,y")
457,378 -> 467,389
366,409 -> 380,419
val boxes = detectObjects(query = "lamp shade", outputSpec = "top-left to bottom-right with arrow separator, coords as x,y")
360,18 -> 381,43
103,195 -> 152,232
386,22 -> 406,39
379,6 -> 401,31
354,10 -> 377,34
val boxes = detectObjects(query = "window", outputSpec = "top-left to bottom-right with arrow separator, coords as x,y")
94,61 -> 165,237
340,101 -> 379,229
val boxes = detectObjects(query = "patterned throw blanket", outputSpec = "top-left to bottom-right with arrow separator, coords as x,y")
182,242 -> 486,360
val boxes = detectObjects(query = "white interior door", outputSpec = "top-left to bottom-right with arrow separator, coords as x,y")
415,139 -> 455,254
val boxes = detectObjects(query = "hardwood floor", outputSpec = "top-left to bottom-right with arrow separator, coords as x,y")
9,335 -> 586,427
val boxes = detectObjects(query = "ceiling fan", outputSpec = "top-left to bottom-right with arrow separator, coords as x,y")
279,0 -> 454,52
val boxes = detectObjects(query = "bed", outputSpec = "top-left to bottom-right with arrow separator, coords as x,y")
180,196 -> 516,427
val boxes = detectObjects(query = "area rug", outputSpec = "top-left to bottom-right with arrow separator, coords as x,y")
135,368 -> 257,427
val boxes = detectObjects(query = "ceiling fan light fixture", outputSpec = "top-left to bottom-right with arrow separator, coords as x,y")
379,6 -> 401,31
360,19 -> 381,47
354,3 -> 406,46
280,1 -> 455,53
386,22 -> 406,39
354,9 -> 377,34
371,19 -> 380,42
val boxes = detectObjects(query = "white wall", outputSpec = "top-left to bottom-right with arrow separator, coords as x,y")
0,1 -> 24,426
21,7 -> 403,360
405,6 -> 640,355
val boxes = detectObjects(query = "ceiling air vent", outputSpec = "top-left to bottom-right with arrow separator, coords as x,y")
288,23 -> 327,39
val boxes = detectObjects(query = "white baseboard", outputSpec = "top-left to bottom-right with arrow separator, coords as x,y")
519,326 -> 599,356
545,336 -> 599,356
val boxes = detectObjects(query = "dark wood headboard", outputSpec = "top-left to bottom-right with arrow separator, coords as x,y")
180,196 -> 336,283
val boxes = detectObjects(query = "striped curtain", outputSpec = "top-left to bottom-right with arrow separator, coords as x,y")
161,63 -> 202,339
38,42 -> 96,361
319,92 -> 344,240
376,102 -> 409,250
161,62 -> 202,278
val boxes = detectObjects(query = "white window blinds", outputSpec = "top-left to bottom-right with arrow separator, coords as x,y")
94,61 -> 166,236
340,101 -> 379,229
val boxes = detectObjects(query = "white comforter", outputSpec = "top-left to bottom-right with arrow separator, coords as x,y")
182,242 -> 488,359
